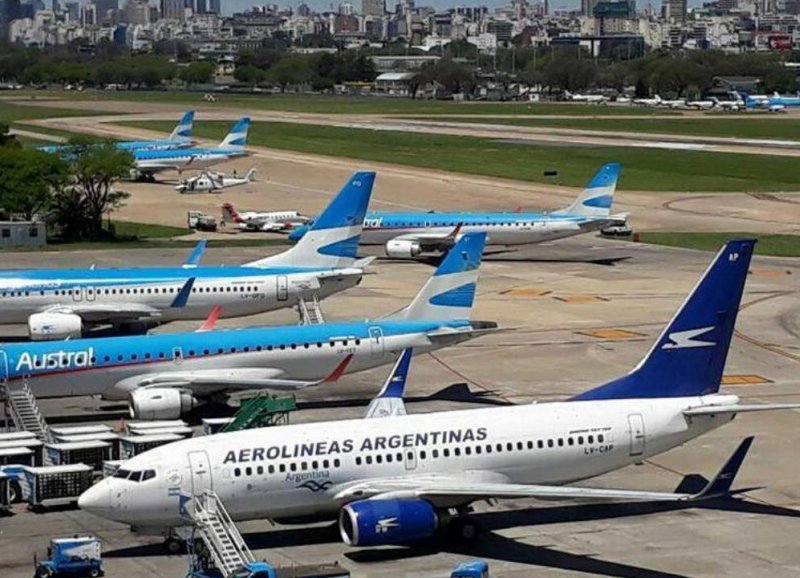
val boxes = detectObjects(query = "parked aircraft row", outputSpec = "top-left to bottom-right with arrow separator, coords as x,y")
78,238 -> 800,550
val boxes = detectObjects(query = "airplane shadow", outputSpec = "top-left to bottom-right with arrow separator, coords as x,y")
104,495 -> 800,576
373,251 -> 632,268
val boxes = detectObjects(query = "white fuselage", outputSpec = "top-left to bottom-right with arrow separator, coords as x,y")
360,218 -> 605,247
87,393 -> 739,528
0,269 -> 361,326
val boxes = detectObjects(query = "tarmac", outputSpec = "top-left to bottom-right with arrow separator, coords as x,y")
0,239 -> 798,578
0,98 -> 798,577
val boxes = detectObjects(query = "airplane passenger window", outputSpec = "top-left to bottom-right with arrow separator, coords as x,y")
334,459 -> 341,467
454,448 -> 461,457
443,449 -> 450,458
547,439 -> 554,448
290,463 -> 297,472
465,447 -> 471,456
485,445 -> 492,454
420,451 -> 427,460
365,456 -> 372,465
104,356 -> 110,362
279,464 -> 286,473
527,441 -> 534,450
475,446 -> 482,455
386,454 -> 393,463
301,462 -> 308,471
598,434 -> 604,443
376,455 -> 382,464
234,468 -> 241,477
517,442 -> 523,450
268,466 -> 274,474
395,453 -> 402,462
257,466 -> 263,475
433,449 -> 439,458
243,347 -> 250,353
537,440 -> 544,449
578,436 -> 584,445
558,439 -> 564,447
323,460 -> 330,468
588,436 -> 594,444
355,457 -> 362,466
245,467 -> 252,476
506,443 -> 513,451
312,461 -> 319,469
568,438 -> 574,446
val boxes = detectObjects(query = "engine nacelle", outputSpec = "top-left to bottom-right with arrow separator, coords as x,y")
339,499 -> 438,546
129,388 -> 200,420
28,312 -> 83,341
385,239 -> 422,258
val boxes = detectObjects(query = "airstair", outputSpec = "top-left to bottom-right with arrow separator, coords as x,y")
221,395 -> 296,433
4,381 -> 52,443
190,490 -> 254,577
297,295 -> 325,325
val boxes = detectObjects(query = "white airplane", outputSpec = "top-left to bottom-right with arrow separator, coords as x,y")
79,239 -> 800,551
656,96 -> 686,109
176,169 -> 256,194
0,172 -> 374,340
289,163 -> 627,258
0,233 -> 493,418
632,95 -> 662,107
564,91 -> 608,104
685,99 -> 715,110
222,202 -> 309,233
711,97 -> 743,111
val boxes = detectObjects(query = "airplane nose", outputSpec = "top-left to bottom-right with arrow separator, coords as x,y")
78,481 -> 112,516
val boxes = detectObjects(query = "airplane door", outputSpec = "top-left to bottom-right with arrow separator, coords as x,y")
627,414 -> 645,457
188,450 -> 213,495
368,326 -> 384,358
277,276 -> 289,301
404,448 -> 417,471
71,287 -> 82,302
172,347 -> 183,365
85,287 -> 96,302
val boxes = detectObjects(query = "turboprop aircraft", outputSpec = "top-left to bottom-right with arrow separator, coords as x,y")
0,171 -> 375,340
1,233 -> 495,419
78,239 -> 800,549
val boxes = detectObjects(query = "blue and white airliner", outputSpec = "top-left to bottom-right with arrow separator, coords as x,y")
133,117 -> 250,180
289,163 -> 626,258
38,111 -> 195,154
0,233 -> 494,419
78,239 -> 800,551
0,171 -> 376,340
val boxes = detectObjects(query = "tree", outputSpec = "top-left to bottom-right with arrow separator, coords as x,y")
0,148 -> 68,220
179,61 -> 216,85
234,64 -> 266,86
269,56 -> 312,92
55,138 -> 134,240
0,123 -> 16,148
421,60 -> 474,97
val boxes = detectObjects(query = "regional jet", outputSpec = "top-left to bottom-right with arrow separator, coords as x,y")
289,163 -> 626,258
133,117 -> 250,180
78,239 -> 800,550
0,233 -> 495,418
39,111 -> 195,154
0,171 -> 375,340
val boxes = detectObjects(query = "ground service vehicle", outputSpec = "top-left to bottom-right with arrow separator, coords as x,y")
34,536 -> 103,578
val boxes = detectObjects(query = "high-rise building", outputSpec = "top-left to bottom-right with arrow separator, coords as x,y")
362,0 -> 384,17
208,0 -> 220,14
93,0 -> 117,22
663,0 -> 686,23
161,0 -> 183,19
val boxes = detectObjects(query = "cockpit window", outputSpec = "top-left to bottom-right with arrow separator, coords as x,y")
113,468 -> 131,479
128,470 -> 142,482
142,469 -> 156,481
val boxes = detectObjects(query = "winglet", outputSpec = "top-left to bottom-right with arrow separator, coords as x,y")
364,349 -> 413,418
323,354 -> 354,383
197,305 -> 222,332
183,239 -> 207,268
170,277 -> 196,308
691,436 -> 754,500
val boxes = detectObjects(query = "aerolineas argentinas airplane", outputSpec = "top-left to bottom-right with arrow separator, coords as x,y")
133,117 -> 250,180
79,239 -> 800,548
38,111 -> 195,154
0,171 -> 375,340
289,163 -> 627,258
3,233 -> 494,419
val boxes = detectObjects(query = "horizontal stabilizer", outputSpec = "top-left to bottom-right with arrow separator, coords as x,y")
684,403 -> 800,416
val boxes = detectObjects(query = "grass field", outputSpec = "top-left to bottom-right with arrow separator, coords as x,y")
14,90 -> 681,116
124,119 -> 800,192
0,101 -> 106,124
411,115 -> 800,141
634,232 -> 800,257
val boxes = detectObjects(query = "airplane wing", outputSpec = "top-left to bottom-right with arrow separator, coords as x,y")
119,355 -> 354,393
333,437 -> 754,505
424,322 -> 501,345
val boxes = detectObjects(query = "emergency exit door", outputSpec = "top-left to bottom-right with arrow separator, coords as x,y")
627,414 -> 645,457
188,450 -> 213,495
277,276 -> 289,301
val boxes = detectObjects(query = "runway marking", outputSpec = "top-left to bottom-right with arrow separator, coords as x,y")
555,294 -> 609,304
750,268 -> 791,277
501,287 -> 552,297
578,328 -> 645,340
721,374 -> 772,385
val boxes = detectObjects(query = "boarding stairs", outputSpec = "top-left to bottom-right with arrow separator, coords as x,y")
221,395 -> 296,433
191,490 -> 254,577
297,295 -> 325,325
4,381 -> 52,443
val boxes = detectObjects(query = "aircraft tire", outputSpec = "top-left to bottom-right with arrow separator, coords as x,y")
162,537 -> 185,555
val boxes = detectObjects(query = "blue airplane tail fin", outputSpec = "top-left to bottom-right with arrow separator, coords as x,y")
219,117 -> 250,150
247,171 -> 375,268
573,239 -> 755,401
387,232 -> 486,322
555,163 -> 620,218
168,111 -> 194,141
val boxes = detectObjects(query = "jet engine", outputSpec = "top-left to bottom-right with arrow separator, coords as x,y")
129,388 -> 200,420
28,312 -> 83,341
385,239 -> 422,258
339,499 -> 438,546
